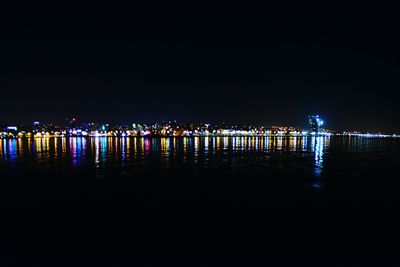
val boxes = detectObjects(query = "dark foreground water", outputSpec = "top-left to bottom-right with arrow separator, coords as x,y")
2,136 -> 400,265
1,136 -> 399,209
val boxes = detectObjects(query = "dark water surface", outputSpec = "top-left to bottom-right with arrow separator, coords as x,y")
2,136 -> 400,265
1,136 -> 399,209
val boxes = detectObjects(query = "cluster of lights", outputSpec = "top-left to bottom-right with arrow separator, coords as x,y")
0,116 -> 398,139
340,133 -> 398,138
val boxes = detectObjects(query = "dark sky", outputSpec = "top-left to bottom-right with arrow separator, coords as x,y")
1,3 -> 399,132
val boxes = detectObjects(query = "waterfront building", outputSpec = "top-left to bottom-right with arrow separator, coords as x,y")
308,115 -> 324,133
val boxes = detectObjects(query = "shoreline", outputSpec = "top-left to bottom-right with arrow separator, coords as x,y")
0,134 -> 398,139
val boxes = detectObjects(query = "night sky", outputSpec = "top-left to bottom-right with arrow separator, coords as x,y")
1,3 -> 399,132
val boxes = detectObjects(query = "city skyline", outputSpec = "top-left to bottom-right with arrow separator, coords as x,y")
1,115 -> 399,138
0,116 -> 398,134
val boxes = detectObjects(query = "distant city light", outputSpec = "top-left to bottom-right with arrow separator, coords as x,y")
142,130 -> 151,136
0,116 -> 397,139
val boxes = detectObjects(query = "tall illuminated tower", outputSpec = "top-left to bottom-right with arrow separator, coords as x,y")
308,115 -> 324,133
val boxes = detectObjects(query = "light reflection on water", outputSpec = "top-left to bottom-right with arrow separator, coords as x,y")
311,136 -> 329,189
0,137 -> 328,159
0,136 -> 332,187
4,139 -> 18,163
70,137 -> 87,168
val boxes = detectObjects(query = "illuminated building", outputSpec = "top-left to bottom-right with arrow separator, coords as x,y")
308,115 -> 324,133
7,126 -> 18,131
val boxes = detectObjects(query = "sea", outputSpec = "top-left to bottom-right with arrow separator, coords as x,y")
1,136 -> 400,265
1,136 -> 399,209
